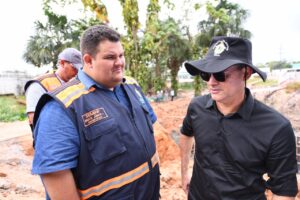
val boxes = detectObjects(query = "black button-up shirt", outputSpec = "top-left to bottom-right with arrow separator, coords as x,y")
181,88 -> 298,200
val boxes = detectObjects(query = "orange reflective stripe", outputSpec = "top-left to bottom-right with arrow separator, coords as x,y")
151,151 -> 159,167
56,84 -> 95,108
80,163 -> 149,199
79,152 -> 159,200
40,76 -> 61,91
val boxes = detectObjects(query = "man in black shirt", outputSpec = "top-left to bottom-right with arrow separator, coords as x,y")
180,36 -> 298,200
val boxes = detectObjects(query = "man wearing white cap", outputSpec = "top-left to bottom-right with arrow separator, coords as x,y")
24,48 -> 82,131
180,36 -> 298,199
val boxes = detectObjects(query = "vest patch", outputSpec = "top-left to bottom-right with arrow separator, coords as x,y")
82,108 -> 108,127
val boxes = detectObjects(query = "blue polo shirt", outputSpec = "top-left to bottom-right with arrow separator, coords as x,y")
32,70 -> 157,175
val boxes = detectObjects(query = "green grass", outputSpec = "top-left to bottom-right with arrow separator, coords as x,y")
178,82 -> 195,90
0,95 -> 27,122
248,76 -> 278,87
286,81 -> 300,93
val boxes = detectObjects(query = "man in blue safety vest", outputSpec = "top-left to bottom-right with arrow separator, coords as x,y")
32,25 -> 160,200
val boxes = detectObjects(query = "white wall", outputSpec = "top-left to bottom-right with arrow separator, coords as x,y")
0,71 -> 34,96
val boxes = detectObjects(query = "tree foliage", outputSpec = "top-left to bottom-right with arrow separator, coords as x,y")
161,18 -> 191,95
81,0 -> 109,22
118,1 -> 141,75
142,0 -> 165,91
199,0 -> 251,38
23,0 -> 99,69
24,0 -> 251,94
267,60 -> 292,71
191,0 -> 251,96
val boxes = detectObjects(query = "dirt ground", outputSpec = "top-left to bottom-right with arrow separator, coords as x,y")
0,85 -> 299,200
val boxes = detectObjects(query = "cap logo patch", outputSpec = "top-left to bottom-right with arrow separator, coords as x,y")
213,40 -> 229,56
82,108 -> 108,127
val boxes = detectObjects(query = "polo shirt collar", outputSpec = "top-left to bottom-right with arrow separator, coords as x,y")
205,96 -> 214,109
236,88 -> 254,120
205,88 -> 254,120
78,69 -> 123,90
78,69 -> 97,89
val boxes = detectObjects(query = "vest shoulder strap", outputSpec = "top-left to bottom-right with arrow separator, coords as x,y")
24,72 -> 58,92
51,78 -> 95,108
124,76 -> 139,86
35,72 -> 57,81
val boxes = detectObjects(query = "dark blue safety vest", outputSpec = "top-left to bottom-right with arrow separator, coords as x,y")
34,77 -> 160,200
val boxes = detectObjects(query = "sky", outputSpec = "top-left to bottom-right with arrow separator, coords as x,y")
0,0 -> 299,72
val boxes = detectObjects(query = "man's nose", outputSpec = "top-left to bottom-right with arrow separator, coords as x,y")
207,74 -> 218,84
115,57 -> 124,65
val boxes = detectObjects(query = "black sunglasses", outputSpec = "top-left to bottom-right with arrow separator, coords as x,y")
199,71 -> 227,82
199,66 -> 243,82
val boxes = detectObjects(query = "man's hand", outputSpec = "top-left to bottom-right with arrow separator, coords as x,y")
272,194 -> 295,200
181,174 -> 191,194
179,134 -> 194,195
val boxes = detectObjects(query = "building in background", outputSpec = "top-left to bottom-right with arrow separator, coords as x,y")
0,68 -> 47,96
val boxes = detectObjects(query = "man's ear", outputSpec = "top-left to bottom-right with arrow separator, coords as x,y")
83,54 -> 93,69
245,67 -> 253,80
59,60 -> 65,68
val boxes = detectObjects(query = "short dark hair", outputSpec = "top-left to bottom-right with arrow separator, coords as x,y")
80,25 -> 121,58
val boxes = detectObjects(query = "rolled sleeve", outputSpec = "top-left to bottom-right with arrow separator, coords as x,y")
32,100 -> 80,175
265,123 -> 298,196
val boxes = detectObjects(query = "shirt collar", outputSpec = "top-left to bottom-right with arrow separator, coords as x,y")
205,96 -> 214,109
78,69 -> 124,90
236,88 -> 254,120
54,71 -> 65,83
205,88 -> 254,120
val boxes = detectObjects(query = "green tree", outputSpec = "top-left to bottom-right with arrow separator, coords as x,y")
160,18 -> 191,96
142,0 -> 165,92
118,0 -> 147,87
23,11 -> 72,69
141,0 -> 178,93
23,33 -> 53,68
267,60 -> 292,71
79,1 -> 152,91
81,0 -> 109,23
115,0 -> 155,92
191,0 -> 250,96
24,0 -> 250,96
23,1 -> 100,69
200,0 -> 251,38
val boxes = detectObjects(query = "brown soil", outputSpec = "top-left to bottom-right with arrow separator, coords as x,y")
0,135 -> 44,200
0,86 -> 299,200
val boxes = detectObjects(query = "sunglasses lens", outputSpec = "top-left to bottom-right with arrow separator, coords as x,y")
213,72 -> 226,82
199,71 -> 226,82
199,72 -> 210,81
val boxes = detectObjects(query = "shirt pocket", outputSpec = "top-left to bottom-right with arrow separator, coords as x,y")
140,104 -> 154,134
84,118 -> 127,165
